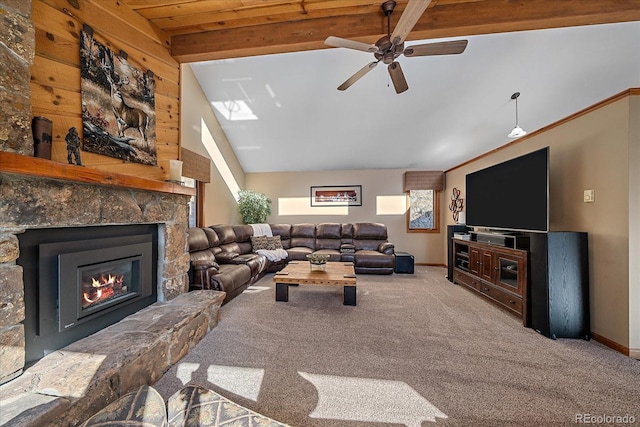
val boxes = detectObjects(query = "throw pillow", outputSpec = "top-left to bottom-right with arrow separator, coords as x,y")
250,235 -> 269,251
266,235 -> 283,250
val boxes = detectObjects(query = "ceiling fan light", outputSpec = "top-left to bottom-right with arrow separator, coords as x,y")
508,126 -> 527,138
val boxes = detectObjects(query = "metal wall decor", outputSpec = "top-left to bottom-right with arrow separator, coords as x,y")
449,187 -> 464,222
80,27 -> 157,165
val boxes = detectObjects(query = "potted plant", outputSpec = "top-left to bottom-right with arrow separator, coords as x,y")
237,190 -> 272,224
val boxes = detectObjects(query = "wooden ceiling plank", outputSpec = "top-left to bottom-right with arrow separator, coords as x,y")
129,0 -> 256,20
170,0 -> 640,62
152,4 -> 312,30
136,0 -> 381,20
154,4 -> 383,35
39,0 -> 177,66
87,0 -> 172,48
123,0 -> 200,9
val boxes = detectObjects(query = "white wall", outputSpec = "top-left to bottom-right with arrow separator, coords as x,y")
180,65 -> 245,225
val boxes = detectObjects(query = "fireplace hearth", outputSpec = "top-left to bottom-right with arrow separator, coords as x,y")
18,225 -> 158,366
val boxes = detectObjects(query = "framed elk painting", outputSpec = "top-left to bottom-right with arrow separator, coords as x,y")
79,28 -> 157,165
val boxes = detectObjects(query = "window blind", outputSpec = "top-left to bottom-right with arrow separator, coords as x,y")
403,171 -> 444,192
181,148 -> 211,183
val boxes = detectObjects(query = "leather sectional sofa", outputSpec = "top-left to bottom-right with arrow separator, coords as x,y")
188,222 -> 395,304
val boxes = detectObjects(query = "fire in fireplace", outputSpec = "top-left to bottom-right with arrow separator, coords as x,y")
83,270 -> 128,310
18,225 -> 158,365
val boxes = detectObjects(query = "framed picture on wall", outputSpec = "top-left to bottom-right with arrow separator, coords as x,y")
311,185 -> 362,207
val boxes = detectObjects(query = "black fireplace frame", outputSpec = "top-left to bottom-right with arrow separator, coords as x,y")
18,224 -> 158,366
46,237 -> 153,333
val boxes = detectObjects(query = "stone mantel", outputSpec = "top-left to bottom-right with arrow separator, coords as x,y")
0,151 -> 196,197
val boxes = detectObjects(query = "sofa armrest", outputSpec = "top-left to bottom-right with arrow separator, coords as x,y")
191,259 -> 219,271
378,242 -> 395,255
215,252 -> 240,263
340,243 -> 355,254
191,266 -> 222,291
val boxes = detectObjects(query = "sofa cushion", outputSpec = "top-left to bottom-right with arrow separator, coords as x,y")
290,224 -> 315,250
353,222 -> 388,240
204,227 -> 220,248
233,224 -> 253,243
212,225 -> 236,244
291,223 -> 316,238
287,246 -> 314,260
316,223 -> 341,239
270,224 -> 291,239
355,250 -> 395,269
188,227 -> 210,252
354,239 -> 386,251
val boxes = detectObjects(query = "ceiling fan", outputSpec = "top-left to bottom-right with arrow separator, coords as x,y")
325,0 -> 468,94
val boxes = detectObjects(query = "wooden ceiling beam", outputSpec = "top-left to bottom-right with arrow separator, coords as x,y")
170,0 -> 640,63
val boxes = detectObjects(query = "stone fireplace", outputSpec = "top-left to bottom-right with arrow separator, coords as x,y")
0,0 -> 196,387
0,169 -> 193,384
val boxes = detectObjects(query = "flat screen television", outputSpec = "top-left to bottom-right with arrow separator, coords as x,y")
465,147 -> 549,232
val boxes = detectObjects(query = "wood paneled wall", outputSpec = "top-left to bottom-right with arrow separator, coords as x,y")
30,0 -> 180,181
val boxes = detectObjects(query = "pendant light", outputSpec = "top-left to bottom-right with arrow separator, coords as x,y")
508,92 -> 527,138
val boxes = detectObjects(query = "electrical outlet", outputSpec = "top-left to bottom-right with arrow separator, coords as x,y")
584,189 -> 595,203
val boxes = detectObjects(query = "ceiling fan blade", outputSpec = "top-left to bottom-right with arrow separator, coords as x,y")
404,40 -> 468,57
325,36 -> 377,53
390,0 -> 432,46
337,61 -> 379,91
388,62 -> 408,94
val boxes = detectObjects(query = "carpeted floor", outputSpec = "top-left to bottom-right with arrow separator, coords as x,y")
153,266 -> 640,426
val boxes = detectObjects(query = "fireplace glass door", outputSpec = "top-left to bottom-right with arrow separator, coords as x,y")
79,256 -> 141,316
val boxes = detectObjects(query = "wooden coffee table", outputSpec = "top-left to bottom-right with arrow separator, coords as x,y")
273,261 -> 357,305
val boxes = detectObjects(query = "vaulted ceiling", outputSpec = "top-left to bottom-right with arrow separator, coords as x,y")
124,1 -> 640,172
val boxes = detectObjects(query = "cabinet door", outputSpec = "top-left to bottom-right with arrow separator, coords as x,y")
480,250 -> 495,282
469,247 -> 481,276
495,251 -> 526,296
